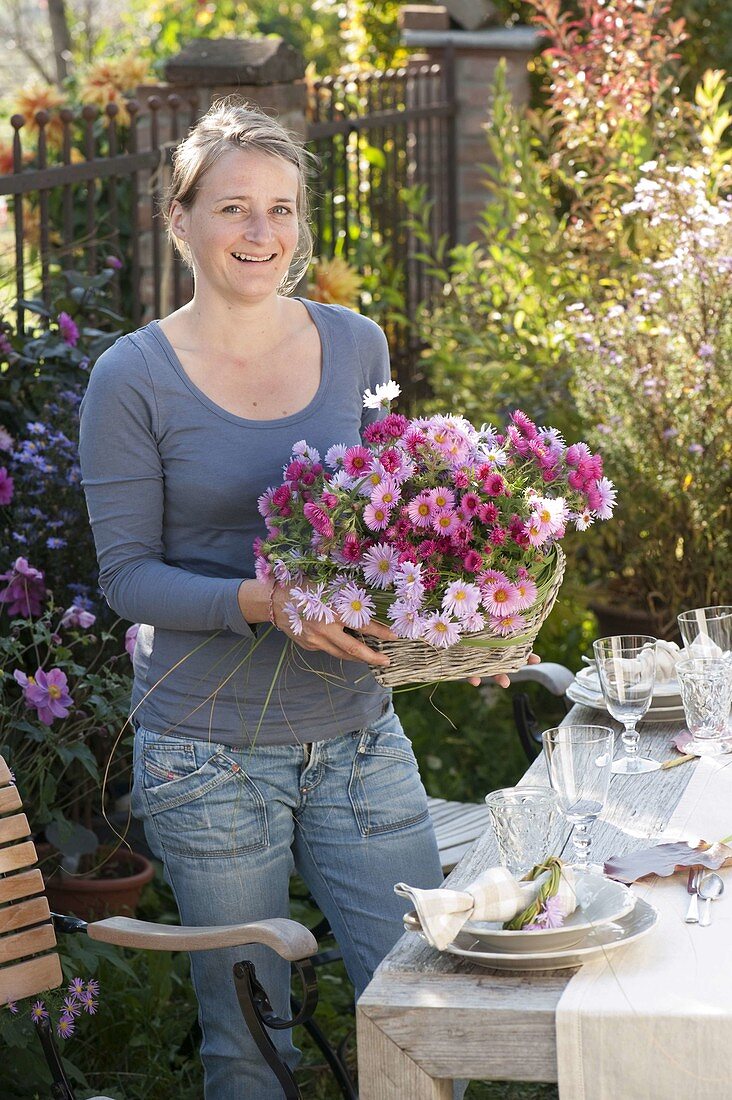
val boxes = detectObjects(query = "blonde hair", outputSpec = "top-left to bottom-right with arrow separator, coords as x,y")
164,97 -> 315,295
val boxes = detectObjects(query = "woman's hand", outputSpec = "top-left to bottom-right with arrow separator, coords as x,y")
467,651 -> 542,689
271,583 -> 396,667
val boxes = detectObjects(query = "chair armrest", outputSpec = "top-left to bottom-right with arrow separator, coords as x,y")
508,661 -> 575,696
86,916 -> 318,961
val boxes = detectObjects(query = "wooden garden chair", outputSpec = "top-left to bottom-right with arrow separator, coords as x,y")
0,754 -> 319,1100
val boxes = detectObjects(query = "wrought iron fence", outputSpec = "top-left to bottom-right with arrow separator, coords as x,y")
0,57 -> 456,400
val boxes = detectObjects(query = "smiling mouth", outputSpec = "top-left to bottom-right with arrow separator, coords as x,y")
231,251 -> 277,263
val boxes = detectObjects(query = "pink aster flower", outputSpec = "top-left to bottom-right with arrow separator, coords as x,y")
255,557 -> 273,584
13,667 -> 73,726
371,477 -> 401,511
483,473 -> 507,496
362,543 -> 399,589
460,491 -> 481,514
482,580 -> 522,617
0,557 -> 46,617
432,510 -> 461,537
283,600 -> 304,635
363,502 -> 392,531
340,533 -> 364,562
566,442 -> 592,468
0,466 -> 13,505
515,576 -> 538,611
461,609 -> 487,633
343,445 -> 373,477
590,477 -> 617,520
334,583 -> 375,629
526,516 -> 553,547
303,502 -> 335,540
105,254 -> 123,270
442,580 -> 481,619
529,895 -> 565,929
257,488 -> 275,518
429,486 -> 455,513
510,410 -> 539,439
490,612 -> 528,636
572,508 -> 594,531
387,599 -> 426,640
406,491 -> 434,528
422,612 -> 462,649
291,584 -> 336,624
462,549 -> 483,573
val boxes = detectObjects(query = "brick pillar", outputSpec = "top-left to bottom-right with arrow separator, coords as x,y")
133,37 -> 307,321
400,8 -> 540,244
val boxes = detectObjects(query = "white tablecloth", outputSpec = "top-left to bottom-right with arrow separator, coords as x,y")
556,755 -> 732,1100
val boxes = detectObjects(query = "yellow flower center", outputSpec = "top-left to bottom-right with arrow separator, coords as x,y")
48,685 -> 62,699
418,503 -> 429,515
351,600 -> 363,612
378,561 -> 390,573
494,588 -> 508,603
435,621 -> 447,633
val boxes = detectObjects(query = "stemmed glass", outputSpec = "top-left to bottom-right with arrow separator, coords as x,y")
542,725 -> 614,874
677,606 -> 732,658
593,635 -> 658,774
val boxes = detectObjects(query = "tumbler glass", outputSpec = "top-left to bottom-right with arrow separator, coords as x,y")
677,606 -> 732,658
676,657 -> 732,757
484,786 -> 560,876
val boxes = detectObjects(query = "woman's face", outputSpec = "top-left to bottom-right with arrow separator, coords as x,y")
170,146 -> 301,305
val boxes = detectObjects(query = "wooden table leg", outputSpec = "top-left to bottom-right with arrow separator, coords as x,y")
357,1007 -> 454,1100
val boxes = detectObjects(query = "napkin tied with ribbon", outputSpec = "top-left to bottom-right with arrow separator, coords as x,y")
395,865 -> 577,950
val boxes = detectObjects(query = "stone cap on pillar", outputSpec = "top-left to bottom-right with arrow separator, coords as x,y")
163,37 -> 306,87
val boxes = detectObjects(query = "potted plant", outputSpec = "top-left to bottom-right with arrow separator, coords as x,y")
564,159 -> 732,639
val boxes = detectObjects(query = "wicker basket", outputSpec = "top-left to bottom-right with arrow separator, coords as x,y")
362,547 -> 566,687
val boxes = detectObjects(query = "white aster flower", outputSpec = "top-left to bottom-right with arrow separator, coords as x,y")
362,380 -> 401,409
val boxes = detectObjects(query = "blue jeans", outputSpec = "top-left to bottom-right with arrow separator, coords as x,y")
131,702 -> 443,1100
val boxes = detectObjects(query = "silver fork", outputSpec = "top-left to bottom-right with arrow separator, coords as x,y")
685,866 -> 702,924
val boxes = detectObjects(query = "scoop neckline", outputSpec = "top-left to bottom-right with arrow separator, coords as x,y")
148,297 -> 332,429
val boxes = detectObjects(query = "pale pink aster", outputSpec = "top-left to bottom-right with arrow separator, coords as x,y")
429,486 -> 455,513
529,895 -> 565,929
515,576 -> 538,611
334,583 -> 375,629
461,610 -> 486,633
406,491 -> 434,528
526,516 -> 553,547
60,605 -> 96,630
325,443 -> 348,469
283,600 -> 304,635
292,440 -> 321,464
371,477 -> 401,511
532,497 -> 568,534
255,556 -> 273,583
432,510 -> 460,537
363,502 -> 392,531
478,568 -> 508,589
329,469 -> 354,490
591,477 -> 617,520
343,445 -> 373,477
124,623 -> 140,657
0,426 -> 14,452
482,580 -> 522,617
573,509 -> 594,532
362,543 -> 400,589
394,560 -> 424,596
490,612 -> 528,637
358,460 -> 389,496
422,612 -> 462,649
387,600 -> 425,640
257,489 -> 275,518
442,580 -> 481,619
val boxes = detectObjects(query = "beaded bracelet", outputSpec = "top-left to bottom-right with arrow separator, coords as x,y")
268,581 -> 279,629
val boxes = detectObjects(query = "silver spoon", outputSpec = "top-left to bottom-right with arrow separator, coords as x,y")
698,873 -> 724,927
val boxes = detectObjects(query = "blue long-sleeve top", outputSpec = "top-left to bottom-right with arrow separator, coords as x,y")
78,298 -> 391,746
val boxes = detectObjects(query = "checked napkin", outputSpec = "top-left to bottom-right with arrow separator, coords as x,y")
395,865 -> 577,950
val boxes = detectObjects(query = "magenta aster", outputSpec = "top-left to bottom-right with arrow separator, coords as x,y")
57,311 -> 80,347
342,445 -> 373,477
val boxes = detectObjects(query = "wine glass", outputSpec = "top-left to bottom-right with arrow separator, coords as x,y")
593,635 -> 659,774
542,725 -> 614,874
677,606 -> 732,658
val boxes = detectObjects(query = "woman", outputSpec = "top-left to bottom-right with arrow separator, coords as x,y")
79,99 -> 446,1098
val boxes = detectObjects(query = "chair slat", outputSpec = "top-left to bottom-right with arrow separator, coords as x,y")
0,952 -> 62,1004
0,896 -> 50,935
0,814 -> 31,846
0,758 -> 12,786
0,841 -> 38,875
0,787 -> 22,815
0,923 -> 56,966
0,869 -> 45,905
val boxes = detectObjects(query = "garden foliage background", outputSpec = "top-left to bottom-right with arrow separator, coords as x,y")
0,0 -> 731,1097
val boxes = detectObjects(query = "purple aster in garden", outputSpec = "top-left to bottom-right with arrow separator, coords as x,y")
68,978 -> 86,997
7,1002 -> 18,1014
421,612 -> 462,649
46,537 -> 67,550
62,996 -> 81,1018
104,254 -> 123,270
0,557 -> 46,617
78,989 -> 98,1015
362,543 -> 399,589
698,342 -> 714,358
56,1013 -> 76,1038
13,667 -> 73,726
85,979 -> 100,996
57,312 -> 80,347
0,334 -> 13,359
0,466 -> 14,505
30,1001 -> 49,1023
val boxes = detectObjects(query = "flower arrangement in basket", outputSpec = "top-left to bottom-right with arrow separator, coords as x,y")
255,384 -> 616,686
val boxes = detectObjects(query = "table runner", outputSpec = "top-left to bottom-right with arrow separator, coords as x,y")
556,755 -> 732,1100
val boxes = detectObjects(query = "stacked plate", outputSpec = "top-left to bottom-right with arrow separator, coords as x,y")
404,873 -> 658,971
566,666 -> 684,722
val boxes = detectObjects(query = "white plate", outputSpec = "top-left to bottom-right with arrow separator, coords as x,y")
462,872 -> 635,952
575,667 -> 681,703
404,897 -> 658,971
566,683 -> 684,721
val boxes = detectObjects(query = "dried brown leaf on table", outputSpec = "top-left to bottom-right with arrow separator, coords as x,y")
604,841 -> 732,883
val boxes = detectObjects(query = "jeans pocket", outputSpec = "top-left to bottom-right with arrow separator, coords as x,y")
138,730 -> 269,858
348,712 -> 429,838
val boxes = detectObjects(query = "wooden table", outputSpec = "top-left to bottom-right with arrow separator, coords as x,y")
356,705 -> 695,1099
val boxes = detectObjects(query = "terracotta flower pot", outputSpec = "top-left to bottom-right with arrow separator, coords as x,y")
43,850 -> 155,923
